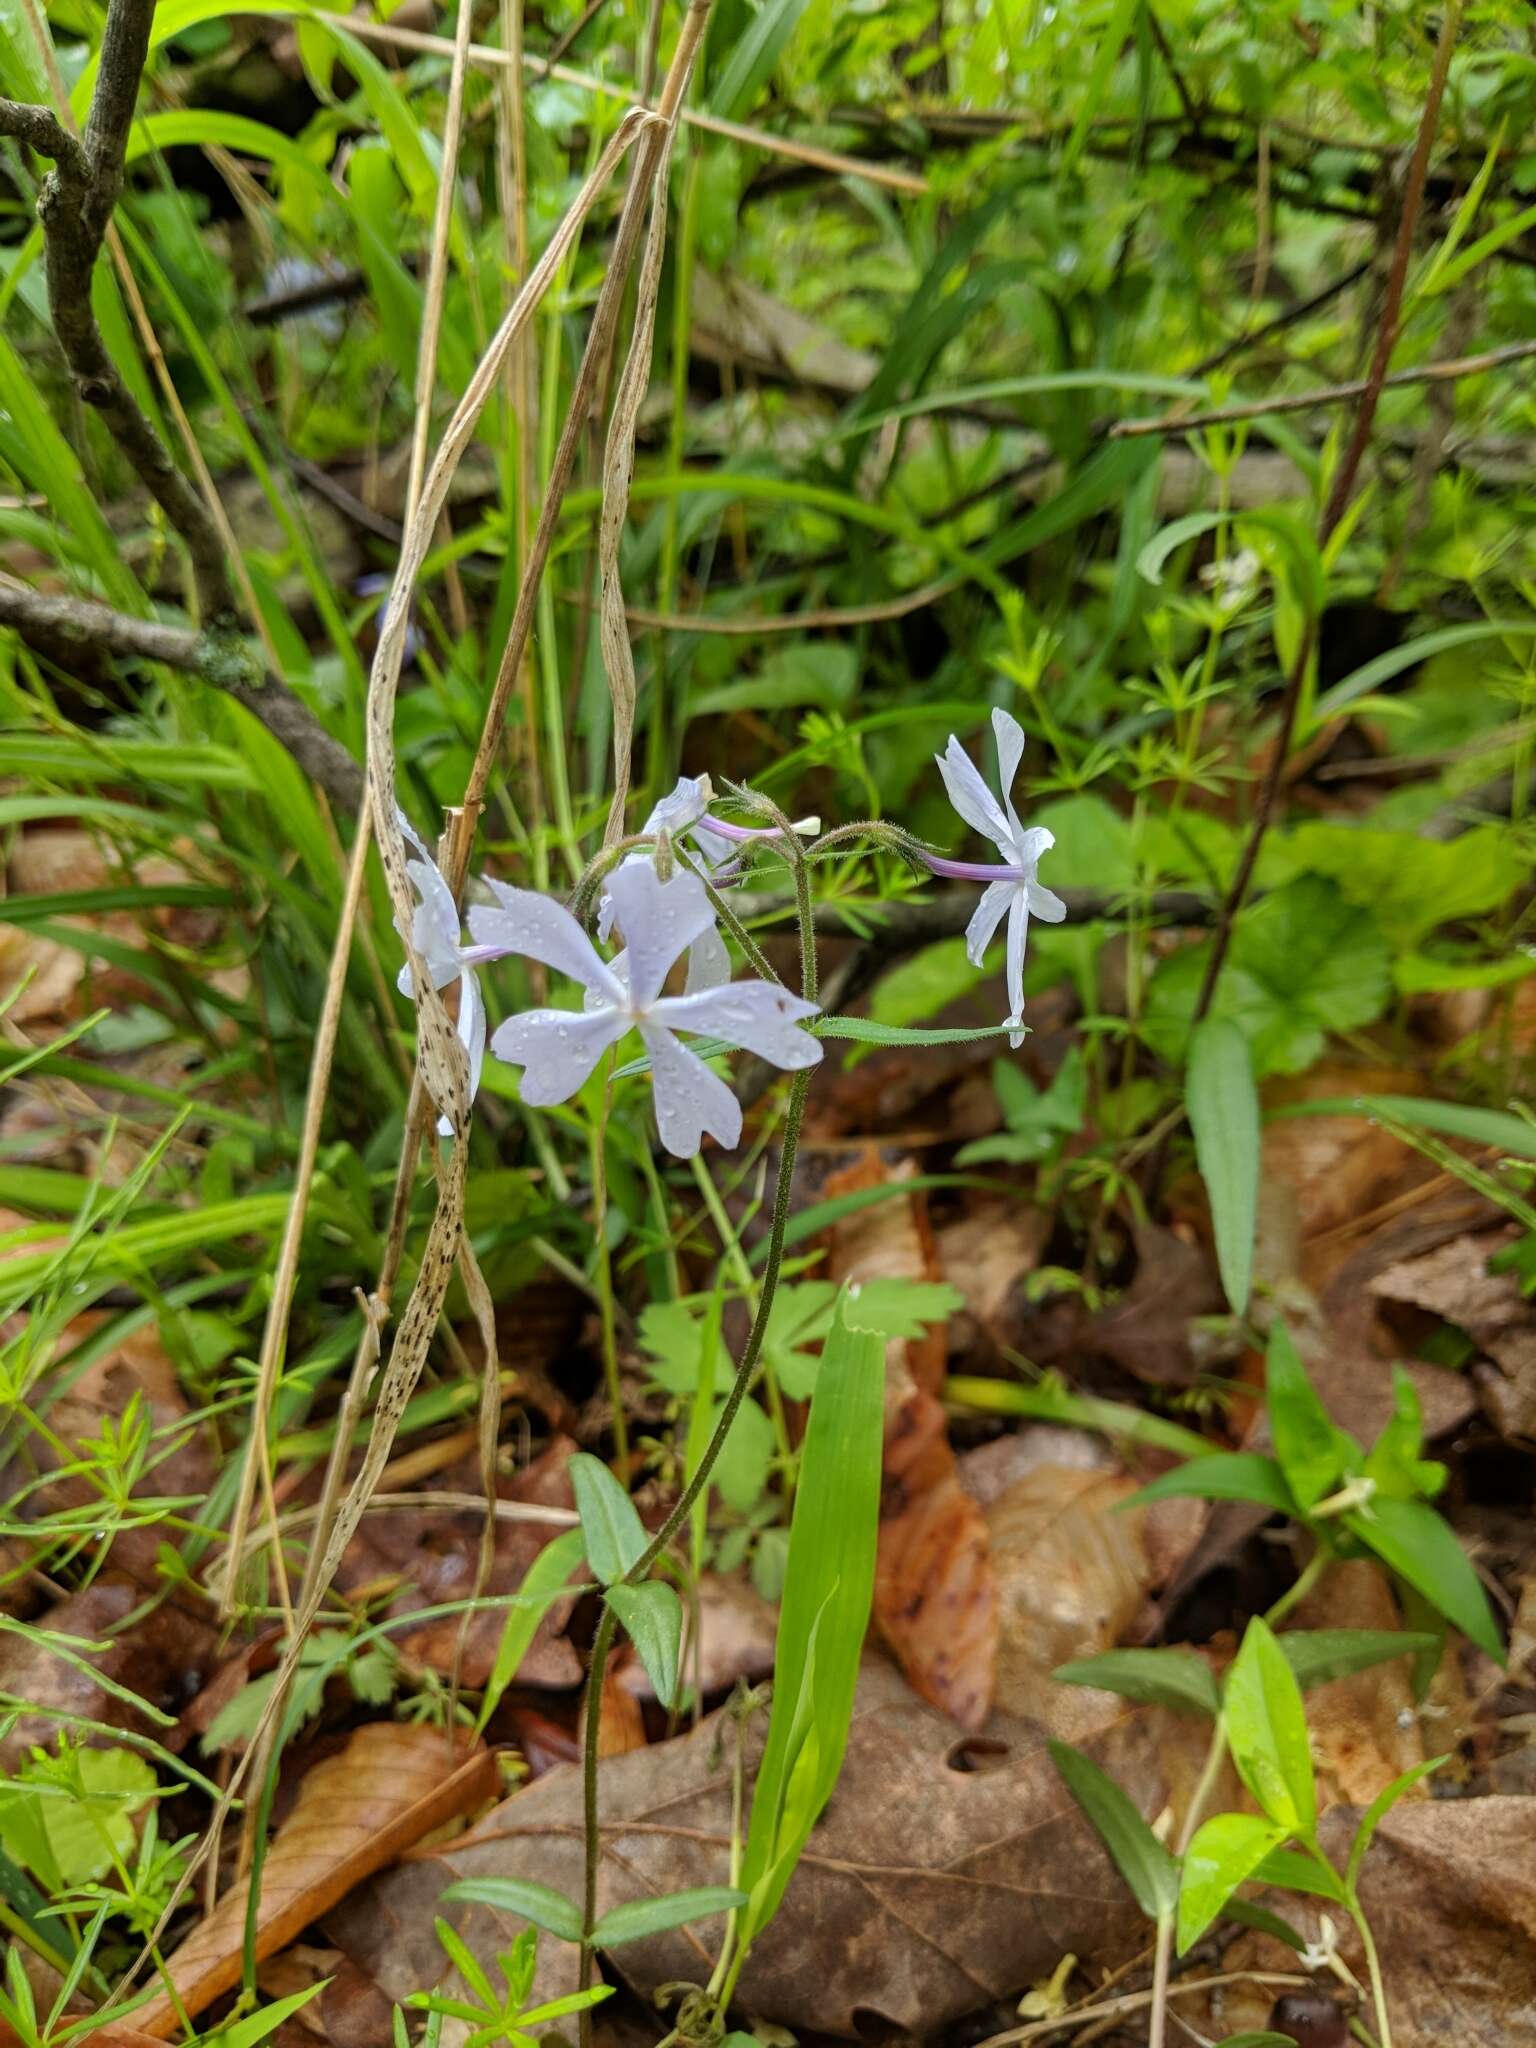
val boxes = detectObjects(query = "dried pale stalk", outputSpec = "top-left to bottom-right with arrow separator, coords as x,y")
598,56 -> 691,846
468,0 -> 713,833
343,15 -> 930,195
104,113 -> 660,2021
224,0 -> 480,1627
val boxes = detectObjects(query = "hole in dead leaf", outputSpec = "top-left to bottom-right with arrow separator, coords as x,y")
850,2006 -> 908,2046
944,1735 -> 1010,1774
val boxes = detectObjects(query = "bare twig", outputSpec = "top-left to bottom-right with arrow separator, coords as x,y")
0,17 -> 369,803
0,582 -> 364,811
341,16 -> 929,194
1,0 -> 231,619
1189,0 -> 1466,1028
1114,337 -> 1536,437
1185,259 -> 1371,379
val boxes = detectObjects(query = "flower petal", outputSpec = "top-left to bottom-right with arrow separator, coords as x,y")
654,980 -> 823,1070
468,881 -> 623,1002
1027,879 -> 1067,923
603,863 -> 717,1010
992,706 -> 1026,802
395,808 -> 464,984
991,707 -> 1035,854
1005,891 -> 1030,1043
642,1024 -> 743,1157
684,924 -> 732,994
964,878 -> 1016,968
935,735 -> 1012,853
643,774 -> 714,837
488,1004 -> 628,1106
433,970 -> 486,1136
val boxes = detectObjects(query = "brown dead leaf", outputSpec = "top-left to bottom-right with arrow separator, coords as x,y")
820,1157 -> 997,1728
330,1657 -> 1224,2041
1369,1226 -> 1536,1441
1091,1222 -> 1226,1387
932,1197 -> 1050,1362
360,1437 -> 583,1690
0,1578 -> 219,1772
984,1465 -> 1160,1737
134,1723 -> 497,2036
0,829 -> 246,1028
876,1386 -> 996,1730
823,1149 -> 947,1397
588,1660 -> 648,1756
1208,1795 -> 1536,2047
1289,1561 -> 1424,1808
1259,1065 -> 1432,1287
621,1573 -> 776,1702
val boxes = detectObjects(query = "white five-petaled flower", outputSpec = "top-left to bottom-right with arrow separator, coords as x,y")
395,810 -> 485,1134
935,707 -> 1065,1049
468,863 -> 822,1158
598,774 -> 732,993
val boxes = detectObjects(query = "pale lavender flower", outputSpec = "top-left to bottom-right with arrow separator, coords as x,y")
598,775 -> 732,991
469,864 -> 821,1158
934,707 -> 1064,1048
395,810 -> 484,1134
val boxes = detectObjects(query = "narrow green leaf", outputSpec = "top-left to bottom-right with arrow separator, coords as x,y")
738,1290 -> 884,1946
1187,1018 -> 1259,1314
1221,1898 -> 1306,1951
1130,1452 -> 1296,1513
209,1984 -> 328,2048
709,0 -> 812,119
1177,1813 -> 1287,1953
1053,1648 -> 1220,1719
1048,1741 -> 1179,1918
1346,1754 -> 1448,1892
817,1017 -> 1019,1048
590,1886 -> 746,1948
1265,1323 -> 1350,1513
1137,510 -> 1226,586
440,1877 -> 584,1945
1271,1094 -> 1536,1163
475,1529 -> 586,1734
568,1454 -> 646,1586
1345,1498 -> 1504,1664
1275,1628 -> 1441,1695
226,1981 -> 333,2048
1224,1617 -> 1316,1836
949,1375 -> 1213,1459
1061,0 -> 1141,175
1251,1848 -> 1346,1903
606,1582 -> 684,1710
1311,621 -> 1536,724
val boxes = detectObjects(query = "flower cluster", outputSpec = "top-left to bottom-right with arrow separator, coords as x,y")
395,708 -> 1061,1157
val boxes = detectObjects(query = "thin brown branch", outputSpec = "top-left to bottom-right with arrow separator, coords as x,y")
0,583 -> 364,812
0,94 -> 85,171
1114,337 -> 1536,438
341,16 -> 929,195
24,0 -> 232,620
1189,0 -> 1466,1030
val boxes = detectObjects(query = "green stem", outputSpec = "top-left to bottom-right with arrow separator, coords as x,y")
1264,1537 -> 1330,1630
690,1153 -> 794,1488
591,1053 -> 628,1473
1352,1902 -> 1393,2048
